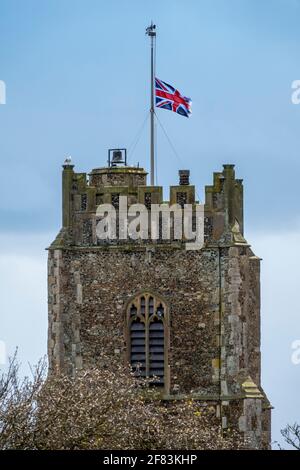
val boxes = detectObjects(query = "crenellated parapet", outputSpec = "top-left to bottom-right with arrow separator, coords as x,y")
205,164 -> 244,242
54,161 -> 245,249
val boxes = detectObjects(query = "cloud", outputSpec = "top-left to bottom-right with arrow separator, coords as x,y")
248,229 -> 300,448
0,232 -> 53,375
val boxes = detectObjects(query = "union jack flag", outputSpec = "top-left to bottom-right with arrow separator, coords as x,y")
155,78 -> 192,118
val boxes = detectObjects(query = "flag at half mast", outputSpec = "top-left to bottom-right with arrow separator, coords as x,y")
155,77 -> 192,118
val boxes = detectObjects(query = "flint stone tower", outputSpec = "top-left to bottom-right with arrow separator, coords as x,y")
47,157 -> 271,448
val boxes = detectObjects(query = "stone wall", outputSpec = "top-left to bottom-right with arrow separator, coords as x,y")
48,245 -> 220,395
48,243 -> 262,393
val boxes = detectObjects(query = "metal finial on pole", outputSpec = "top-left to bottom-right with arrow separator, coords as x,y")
146,22 -> 156,186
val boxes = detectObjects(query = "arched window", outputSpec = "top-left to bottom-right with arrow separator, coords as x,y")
127,293 -> 168,387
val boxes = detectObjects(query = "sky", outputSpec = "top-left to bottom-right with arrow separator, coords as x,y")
0,0 -> 300,449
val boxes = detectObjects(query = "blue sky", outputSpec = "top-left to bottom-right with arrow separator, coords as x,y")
0,0 -> 300,448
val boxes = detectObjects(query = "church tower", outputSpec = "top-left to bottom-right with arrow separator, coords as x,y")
47,153 -> 271,449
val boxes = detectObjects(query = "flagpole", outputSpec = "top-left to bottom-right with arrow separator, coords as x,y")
146,22 -> 156,186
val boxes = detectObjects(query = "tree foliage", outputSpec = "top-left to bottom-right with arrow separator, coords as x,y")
0,354 -> 246,450
281,423 -> 300,450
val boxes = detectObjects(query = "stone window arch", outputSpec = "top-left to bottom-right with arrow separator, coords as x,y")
126,293 -> 169,389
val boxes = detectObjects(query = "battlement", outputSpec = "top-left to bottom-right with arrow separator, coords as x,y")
205,164 -> 244,241
54,160 -> 245,248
